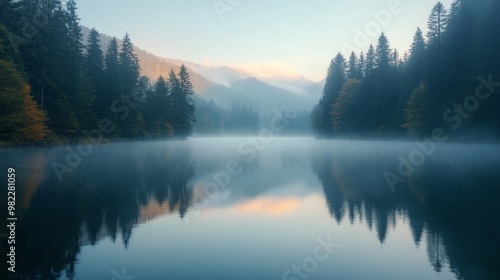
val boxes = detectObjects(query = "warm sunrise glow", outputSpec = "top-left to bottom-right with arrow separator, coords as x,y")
234,197 -> 301,215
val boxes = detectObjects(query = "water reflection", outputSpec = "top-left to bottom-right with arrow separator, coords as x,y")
1,139 -> 499,279
312,143 -> 500,280
2,143 -> 196,279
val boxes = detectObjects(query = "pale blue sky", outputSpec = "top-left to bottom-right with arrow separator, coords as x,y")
77,0 -> 454,82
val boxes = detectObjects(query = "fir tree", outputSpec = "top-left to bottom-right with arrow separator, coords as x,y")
85,28 -> 105,118
348,52 -> 359,79
375,33 -> 391,70
357,52 -> 365,79
103,37 -> 121,133
119,33 -> 140,91
365,44 -> 375,77
65,0 -> 96,130
407,28 -> 427,89
427,2 -> 448,60
84,28 -> 104,82
312,53 -> 346,137
145,76 -> 171,136
176,64 -> 196,138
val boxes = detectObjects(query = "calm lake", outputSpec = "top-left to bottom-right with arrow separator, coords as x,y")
1,137 -> 500,280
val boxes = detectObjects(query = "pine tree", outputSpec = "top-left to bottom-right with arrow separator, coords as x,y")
347,52 -> 359,79
313,53 -> 346,137
329,53 -> 347,94
427,2 -> 448,60
119,33 -> 140,91
375,33 -> 391,70
105,37 -> 120,80
66,0 -> 83,66
168,69 -> 182,136
365,45 -> 375,77
413,2 -> 450,138
176,64 -> 196,138
85,28 -> 104,82
117,33 -> 142,137
65,0 -> 96,130
368,33 -> 399,135
357,52 -> 365,79
407,28 -> 427,89
155,76 -> 171,136
145,76 -> 171,136
104,37 -> 120,98
85,28 -> 105,118
102,37 -> 121,133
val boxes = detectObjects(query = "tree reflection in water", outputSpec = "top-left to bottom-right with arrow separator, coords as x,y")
1,141 -> 499,280
3,143 -> 194,280
312,149 -> 500,280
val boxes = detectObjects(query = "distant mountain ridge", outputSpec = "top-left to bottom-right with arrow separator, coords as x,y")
81,27 -> 323,113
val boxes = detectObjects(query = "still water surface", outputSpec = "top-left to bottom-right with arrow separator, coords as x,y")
1,138 -> 499,280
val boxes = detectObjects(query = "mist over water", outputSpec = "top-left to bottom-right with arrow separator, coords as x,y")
1,138 -> 499,280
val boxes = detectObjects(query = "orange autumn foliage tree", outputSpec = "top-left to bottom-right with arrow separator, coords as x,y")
0,23 -> 47,142
21,84 -> 48,141
0,58 -> 47,142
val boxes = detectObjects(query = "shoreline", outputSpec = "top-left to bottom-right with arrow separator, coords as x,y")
2,135 -> 500,149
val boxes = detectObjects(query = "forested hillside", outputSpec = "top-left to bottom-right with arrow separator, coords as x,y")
3,0 -> 498,143
0,0 -> 196,142
312,0 -> 500,141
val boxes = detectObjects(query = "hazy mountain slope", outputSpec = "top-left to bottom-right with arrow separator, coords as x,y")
81,27 -> 213,93
178,62 -> 252,87
200,84 -> 257,109
260,76 -> 320,98
81,27 -> 321,113
136,50 -> 213,93
230,78 -> 316,112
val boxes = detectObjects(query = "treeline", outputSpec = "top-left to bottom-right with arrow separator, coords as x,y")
195,98 -> 311,135
194,99 -> 259,134
0,0 -> 195,143
312,0 -> 500,141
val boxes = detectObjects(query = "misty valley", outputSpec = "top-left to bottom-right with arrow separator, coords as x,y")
1,0 -> 500,279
